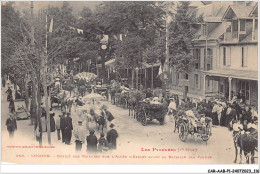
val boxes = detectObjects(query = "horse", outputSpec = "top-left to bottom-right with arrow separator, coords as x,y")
234,128 -> 258,164
128,96 -> 136,118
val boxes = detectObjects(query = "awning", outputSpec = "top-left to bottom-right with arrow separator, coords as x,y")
105,59 -> 116,66
140,62 -> 161,69
204,69 -> 258,81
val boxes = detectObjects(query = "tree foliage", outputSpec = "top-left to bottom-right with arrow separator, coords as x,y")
95,1 -> 166,69
168,2 -> 200,73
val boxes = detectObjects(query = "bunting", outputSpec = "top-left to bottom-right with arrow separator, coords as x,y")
49,18 -> 53,32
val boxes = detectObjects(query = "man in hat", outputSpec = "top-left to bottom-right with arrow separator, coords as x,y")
6,86 -> 12,101
73,120 -> 86,151
56,114 -> 62,140
86,130 -> 98,153
6,113 -> 17,138
98,132 -> 108,152
101,105 -> 114,122
64,112 -> 73,145
60,112 -> 66,143
9,98 -> 15,114
106,123 -> 118,150
168,98 -> 177,116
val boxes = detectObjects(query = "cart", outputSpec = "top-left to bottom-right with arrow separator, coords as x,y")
136,101 -> 167,126
178,115 -> 212,144
14,99 -> 30,120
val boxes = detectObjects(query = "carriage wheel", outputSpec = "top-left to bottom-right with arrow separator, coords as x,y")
179,123 -> 188,142
202,126 -> 211,141
136,109 -> 140,122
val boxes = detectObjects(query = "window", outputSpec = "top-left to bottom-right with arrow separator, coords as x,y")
205,48 -> 213,70
241,47 -> 247,67
220,84 -> 224,93
232,20 -> 238,31
240,19 -> 246,32
242,47 -> 244,67
223,47 -> 231,66
185,73 -> 188,80
194,74 -> 199,89
194,49 -> 200,69
237,80 -> 250,101
223,47 -> 226,65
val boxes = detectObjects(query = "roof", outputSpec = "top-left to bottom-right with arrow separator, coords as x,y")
204,69 -> 258,81
241,26 -> 258,43
194,22 -> 229,41
249,2 -> 258,17
190,1 -> 205,7
223,5 -> 255,20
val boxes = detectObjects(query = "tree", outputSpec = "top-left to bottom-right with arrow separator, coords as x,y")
1,2 -> 24,75
168,2 -> 200,73
95,1 -> 165,87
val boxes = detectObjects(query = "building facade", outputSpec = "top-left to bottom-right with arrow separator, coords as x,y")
168,1 -> 258,106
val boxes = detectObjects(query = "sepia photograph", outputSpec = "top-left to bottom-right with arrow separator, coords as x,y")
1,0 -> 259,171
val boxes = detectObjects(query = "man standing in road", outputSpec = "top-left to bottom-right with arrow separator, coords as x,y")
73,120 -> 85,151
9,98 -> 15,113
6,113 -> 17,138
60,112 -> 66,143
86,130 -> 98,153
107,123 -> 118,150
64,112 -> 73,145
56,114 -> 62,140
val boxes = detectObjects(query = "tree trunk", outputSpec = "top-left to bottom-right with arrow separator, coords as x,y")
24,76 -> 29,111
131,67 -> 135,88
30,81 -> 37,126
101,50 -> 106,82
42,59 -> 51,145
36,77 -> 43,146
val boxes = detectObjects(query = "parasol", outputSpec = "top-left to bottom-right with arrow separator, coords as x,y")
74,72 -> 97,83
82,93 -> 103,102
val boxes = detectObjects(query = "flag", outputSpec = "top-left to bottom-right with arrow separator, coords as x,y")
157,64 -> 163,77
69,26 -> 76,30
49,18 -> 53,32
77,29 -> 83,34
113,35 -> 118,40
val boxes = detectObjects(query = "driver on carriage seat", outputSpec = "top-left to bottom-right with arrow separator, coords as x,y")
168,98 -> 177,115
185,109 -> 199,131
232,120 -> 244,137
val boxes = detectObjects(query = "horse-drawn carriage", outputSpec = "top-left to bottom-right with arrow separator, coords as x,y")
136,101 -> 167,126
95,85 -> 109,101
177,114 -> 212,143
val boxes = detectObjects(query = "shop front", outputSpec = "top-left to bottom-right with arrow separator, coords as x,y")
205,69 -> 258,106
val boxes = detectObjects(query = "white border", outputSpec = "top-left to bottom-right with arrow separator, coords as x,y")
1,0 -> 260,173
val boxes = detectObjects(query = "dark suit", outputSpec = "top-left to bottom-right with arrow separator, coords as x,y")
87,134 -> 97,152
6,118 -> 17,138
107,129 -> 118,149
60,115 -> 66,143
64,116 -> 73,145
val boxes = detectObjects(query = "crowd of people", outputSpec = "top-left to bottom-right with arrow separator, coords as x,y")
39,99 -> 119,153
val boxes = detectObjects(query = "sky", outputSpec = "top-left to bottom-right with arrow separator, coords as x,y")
2,1 -> 101,15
